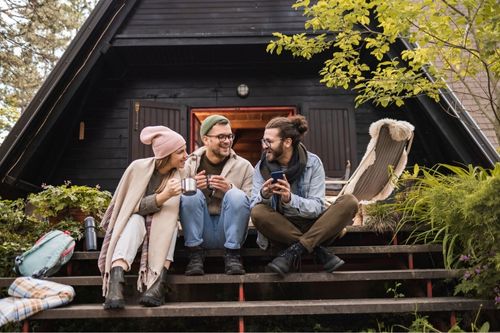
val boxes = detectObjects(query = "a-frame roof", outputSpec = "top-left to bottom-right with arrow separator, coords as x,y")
0,0 -> 498,197
0,0 -> 137,195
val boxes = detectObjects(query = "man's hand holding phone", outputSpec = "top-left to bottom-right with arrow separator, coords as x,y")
273,178 -> 291,204
271,170 -> 284,183
264,170 -> 291,203
261,171 -> 284,199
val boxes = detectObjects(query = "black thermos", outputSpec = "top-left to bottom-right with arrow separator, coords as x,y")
84,216 -> 98,251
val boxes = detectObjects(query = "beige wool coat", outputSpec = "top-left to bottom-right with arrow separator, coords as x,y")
98,158 -> 181,296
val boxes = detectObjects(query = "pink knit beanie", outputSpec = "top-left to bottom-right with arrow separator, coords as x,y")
140,126 -> 186,159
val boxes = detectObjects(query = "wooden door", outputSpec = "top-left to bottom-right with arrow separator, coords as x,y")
129,101 -> 188,161
301,103 -> 357,178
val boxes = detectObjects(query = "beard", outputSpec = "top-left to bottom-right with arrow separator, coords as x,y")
265,143 -> 284,162
211,143 -> 231,159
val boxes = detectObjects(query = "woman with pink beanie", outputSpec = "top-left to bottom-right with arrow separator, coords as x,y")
98,126 -> 187,309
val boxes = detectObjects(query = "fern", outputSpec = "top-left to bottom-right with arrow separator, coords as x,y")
369,163 -> 500,303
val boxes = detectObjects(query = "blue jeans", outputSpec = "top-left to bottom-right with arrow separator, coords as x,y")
180,188 -> 250,249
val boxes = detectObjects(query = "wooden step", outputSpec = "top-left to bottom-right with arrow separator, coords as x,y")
30,297 -> 495,319
131,224 -> 404,238
70,244 -> 442,260
0,269 -> 461,287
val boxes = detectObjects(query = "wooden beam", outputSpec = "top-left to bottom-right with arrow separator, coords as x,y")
0,269 -> 459,288
65,244 -> 443,261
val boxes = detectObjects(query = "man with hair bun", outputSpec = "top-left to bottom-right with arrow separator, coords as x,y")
250,115 -> 359,276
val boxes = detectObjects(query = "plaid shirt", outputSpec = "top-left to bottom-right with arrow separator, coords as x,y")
0,277 -> 75,326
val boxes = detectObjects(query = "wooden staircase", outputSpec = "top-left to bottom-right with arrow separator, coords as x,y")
1,227 -> 496,331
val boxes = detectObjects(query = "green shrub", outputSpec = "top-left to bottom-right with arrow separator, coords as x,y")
388,163 -> 500,304
28,181 -> 112,221
0,199 -> 48,277
0,182 -> 111,277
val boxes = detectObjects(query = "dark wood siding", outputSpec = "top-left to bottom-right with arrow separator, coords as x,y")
129,101 -> 188,161
116,0 -> 306,40
50,105 -> 130,190
46,45 -> 405,192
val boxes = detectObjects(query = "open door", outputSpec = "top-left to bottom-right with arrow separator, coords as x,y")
129,101 -> 188,161
191,107 -> 295,166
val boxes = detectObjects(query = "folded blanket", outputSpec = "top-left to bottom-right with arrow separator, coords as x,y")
0,277 -> 75,327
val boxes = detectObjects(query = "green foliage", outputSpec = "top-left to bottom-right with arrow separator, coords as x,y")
28,181 -> 112,221
399,312 -> 441,333
0,199 -> 48,277
0,322 -> 23,333
0,182 -> 110,276
0,104 -> 18,143
267,0 -> 500,141
387,163 -> 500,303
0,0 -> 97,142
385,281 -> 405,299
367,309 -> 490,332
363,201 -> 401,233
52,217 -> 86,241
470,308 -> 491,333
362,320 -> 394,333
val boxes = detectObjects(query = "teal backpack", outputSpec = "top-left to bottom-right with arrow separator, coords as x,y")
14,230 -> 75,278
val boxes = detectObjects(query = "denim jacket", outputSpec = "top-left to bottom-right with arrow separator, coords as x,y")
250,151 -> 326,219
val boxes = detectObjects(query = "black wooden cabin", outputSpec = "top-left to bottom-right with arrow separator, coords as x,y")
0,0 -> 498,198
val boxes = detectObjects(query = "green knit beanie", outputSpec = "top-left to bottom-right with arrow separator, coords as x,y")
200,115 -> 230,137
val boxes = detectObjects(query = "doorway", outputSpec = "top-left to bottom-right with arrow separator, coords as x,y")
190,106 -> 296,165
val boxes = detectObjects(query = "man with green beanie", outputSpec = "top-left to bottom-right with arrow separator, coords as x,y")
180,115 -> 254,275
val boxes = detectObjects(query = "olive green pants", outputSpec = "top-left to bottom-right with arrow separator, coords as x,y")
251,194 -> 358,253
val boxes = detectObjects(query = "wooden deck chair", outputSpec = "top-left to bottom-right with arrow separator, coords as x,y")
337,118 -> 414,225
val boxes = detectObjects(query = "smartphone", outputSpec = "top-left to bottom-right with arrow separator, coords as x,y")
271,170 -> 284,183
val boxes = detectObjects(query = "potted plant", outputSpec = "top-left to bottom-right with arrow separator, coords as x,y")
28,181 -> 112,224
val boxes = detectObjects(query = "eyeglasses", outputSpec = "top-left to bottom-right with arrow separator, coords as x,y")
261,138 -> 282,148
205,134 -> 234,142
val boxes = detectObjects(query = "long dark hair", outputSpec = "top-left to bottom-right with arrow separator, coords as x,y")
154,155 -> 174,193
